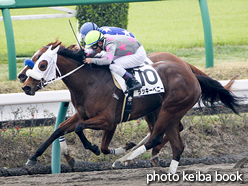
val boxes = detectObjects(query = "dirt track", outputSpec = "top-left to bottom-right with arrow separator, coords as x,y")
0,162 -> 247,186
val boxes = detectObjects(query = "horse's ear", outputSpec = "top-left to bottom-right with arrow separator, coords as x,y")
46,45 -> 59,57
52,45 -> 60,55
48,45 -> 53,50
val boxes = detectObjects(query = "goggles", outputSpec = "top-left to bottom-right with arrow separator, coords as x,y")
91,44 -> 98,50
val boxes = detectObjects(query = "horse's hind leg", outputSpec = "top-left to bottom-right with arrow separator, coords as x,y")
151,121 -> 184,165
144,110 -> 184,165
165,123 -> 184,173
113,113 -> 184,174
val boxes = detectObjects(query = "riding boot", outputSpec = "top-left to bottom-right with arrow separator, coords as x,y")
125,76 -> 142,92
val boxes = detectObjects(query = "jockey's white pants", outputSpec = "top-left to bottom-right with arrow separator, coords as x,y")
109,46 -> 146,77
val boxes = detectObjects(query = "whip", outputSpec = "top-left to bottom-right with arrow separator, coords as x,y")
68,19 -> 84,51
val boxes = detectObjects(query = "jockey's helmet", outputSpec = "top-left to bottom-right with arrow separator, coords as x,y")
85,30 -> 104,49
80,22 -> 99,39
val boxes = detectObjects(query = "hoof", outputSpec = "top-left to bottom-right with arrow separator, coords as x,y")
68,157 -> 75,169
112,161 -> 123,169
124,160 -> 133,166
25,159 -> 37,166
91,145 -> 101,156
125,141 -> 136,151
112,160 -> 133,168
151,155 -> 159,166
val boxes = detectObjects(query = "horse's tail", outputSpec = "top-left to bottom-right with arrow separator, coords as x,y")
187,63 -> 209,77
187,62 -> 238,91
195,75 -> 242,115
222,75 -> 239,91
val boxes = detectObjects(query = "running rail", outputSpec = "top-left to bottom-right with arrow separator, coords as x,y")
0,79 -> 247,107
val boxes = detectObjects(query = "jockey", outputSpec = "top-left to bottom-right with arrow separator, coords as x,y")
84,30 -> 146,92
79,22 -> 135,58
80,22 -> 135,39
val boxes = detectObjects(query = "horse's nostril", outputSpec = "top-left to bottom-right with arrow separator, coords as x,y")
18,74 -> 27,83
22,86 -> 29,91
22,86 -> 33,95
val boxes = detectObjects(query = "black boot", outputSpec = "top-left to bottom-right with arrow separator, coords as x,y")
125,76 -> 142,92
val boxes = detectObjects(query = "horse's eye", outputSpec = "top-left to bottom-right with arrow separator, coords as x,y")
38,61 -> 48,71
40,64 -> 46,69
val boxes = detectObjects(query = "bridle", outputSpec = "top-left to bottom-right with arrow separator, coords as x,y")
26,45 -> 85,90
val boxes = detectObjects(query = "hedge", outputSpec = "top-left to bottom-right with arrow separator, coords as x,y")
76,3 -> 129,31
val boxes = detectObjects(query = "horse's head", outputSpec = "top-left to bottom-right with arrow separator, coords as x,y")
17,47 -> 47,83
18,39 -> 62,83
22,45 -> 60,95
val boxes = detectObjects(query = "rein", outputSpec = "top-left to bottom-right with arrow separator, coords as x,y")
43,63 -> 85,86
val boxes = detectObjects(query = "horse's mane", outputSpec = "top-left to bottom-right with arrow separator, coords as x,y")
58,47 -> 86,63
46,38 -> 64,49
45,38 -> 85,63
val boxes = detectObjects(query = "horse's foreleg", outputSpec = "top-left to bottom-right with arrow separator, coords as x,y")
57,115 -> 82,168
74,114 -> 113,156
122,132 -> 151,155
26,114 -> 80,166
26,128 -> 67,166
111,132 -> 151,168
59,136 -> 75,168
101,128 -> 118,154
74,126 -> 101,156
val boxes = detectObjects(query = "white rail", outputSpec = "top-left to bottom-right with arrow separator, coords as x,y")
0,79 -> 247,106
219,79 -> 248,99
0,79 -> 247,121
0,7 -> 76,21
0,90 -> 70,106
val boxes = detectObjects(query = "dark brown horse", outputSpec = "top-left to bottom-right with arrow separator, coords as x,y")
18,40 -> 238,168
21,42 -> 241,173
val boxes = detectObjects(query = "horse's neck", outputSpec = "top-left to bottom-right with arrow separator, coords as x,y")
56,56 -> 112,96
56,56 -> 88,88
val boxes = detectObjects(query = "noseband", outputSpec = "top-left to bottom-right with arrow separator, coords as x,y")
25,45 -> 85,89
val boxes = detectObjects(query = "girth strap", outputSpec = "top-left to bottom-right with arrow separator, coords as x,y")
122,91 -> 134,122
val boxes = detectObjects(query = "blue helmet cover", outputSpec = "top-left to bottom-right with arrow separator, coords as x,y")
80,22 -> 99,38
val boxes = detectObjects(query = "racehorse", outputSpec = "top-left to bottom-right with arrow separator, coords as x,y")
18,40 -> 238,168
21,42 -> 241,173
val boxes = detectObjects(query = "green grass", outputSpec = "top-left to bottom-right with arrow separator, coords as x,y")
128,0 -> 248,51
0,0 -> 247,62
0,7 -> 79,63
0,0 -> 247,89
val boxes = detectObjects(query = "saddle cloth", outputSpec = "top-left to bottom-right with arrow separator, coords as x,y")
111,58 -> 165,97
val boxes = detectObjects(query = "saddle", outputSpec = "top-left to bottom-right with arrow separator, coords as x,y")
111,58 -> 164,122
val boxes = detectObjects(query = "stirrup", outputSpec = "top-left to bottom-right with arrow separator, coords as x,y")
125,84 -> 142,93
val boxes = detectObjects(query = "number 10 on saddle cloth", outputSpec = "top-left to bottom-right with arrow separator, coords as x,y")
112,64 -> 165,97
